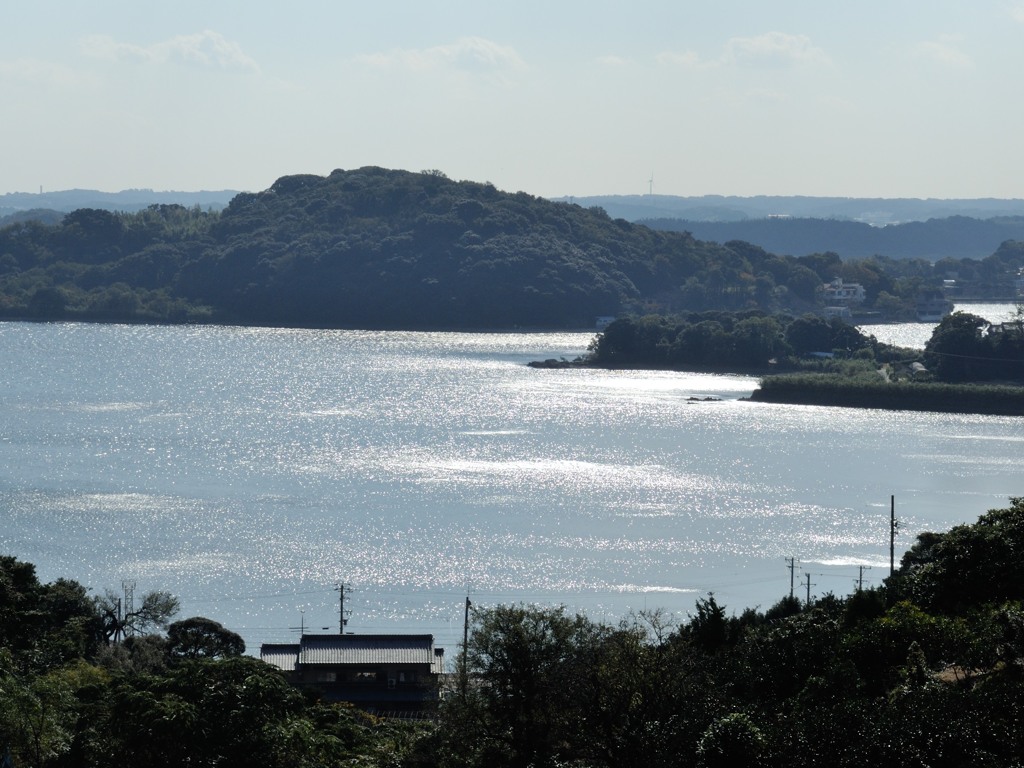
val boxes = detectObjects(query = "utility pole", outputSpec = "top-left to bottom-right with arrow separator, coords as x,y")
890,495 -> 899,577
786,557 -> 797,599
857,565 -> 871,592
114,597 -> 123,644
462,597 -> 472,699
805,573 -> 814,606
335,583 -> 350,633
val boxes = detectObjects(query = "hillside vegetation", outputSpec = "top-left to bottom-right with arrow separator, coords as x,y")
3,167 -> 1022,330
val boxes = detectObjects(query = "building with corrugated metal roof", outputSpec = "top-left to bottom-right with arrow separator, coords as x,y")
260,633 -> 444,716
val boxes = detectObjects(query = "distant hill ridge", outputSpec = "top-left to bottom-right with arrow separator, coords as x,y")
557,194 -> 1024,225
0,187 -> 239,217
6,188 -> 1023,224
643,215 -> 1024,260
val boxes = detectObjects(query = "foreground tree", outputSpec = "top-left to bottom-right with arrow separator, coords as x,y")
0,557 -> 100,669
166,616 -> 245,659
891,497 -> 1024,612
696,712 -> 767,768
95,589 -> 179,645
444,604 -> 605,768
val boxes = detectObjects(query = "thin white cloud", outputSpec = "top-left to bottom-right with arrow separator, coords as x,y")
911,36 -> 973,69
357,36 -> 525,74
658,32 -> 829,71
0,58 -> 98,88
723,32 -> 830,68
655,51 -> 702,69
1010,2 -> 1024,23
80,30 -> 260,73
598,55 -> 633,68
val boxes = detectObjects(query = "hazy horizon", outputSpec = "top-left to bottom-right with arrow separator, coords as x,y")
3,184 -> 1024,204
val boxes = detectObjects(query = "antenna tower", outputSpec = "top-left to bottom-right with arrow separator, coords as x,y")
122,580 -> 136,638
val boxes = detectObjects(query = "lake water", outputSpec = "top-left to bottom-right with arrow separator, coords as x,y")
1,312 -> 1020,656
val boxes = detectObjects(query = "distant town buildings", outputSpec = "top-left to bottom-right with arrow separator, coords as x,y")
822,277 -> 866,305
820,277 -> 866,320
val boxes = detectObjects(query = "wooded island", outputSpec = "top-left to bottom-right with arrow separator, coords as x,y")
1,167 -> 1022,329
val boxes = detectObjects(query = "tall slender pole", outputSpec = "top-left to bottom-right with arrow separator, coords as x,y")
890,495 -> 896,577
335,583 -> 347,633
462,597 -> 471,699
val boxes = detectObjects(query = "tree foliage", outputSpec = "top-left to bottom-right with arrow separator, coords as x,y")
94,589 -> 180,645
166,616 -> 245,659
3,168 -> 1020,329
925,310 -> 1024,382
890,497 -> 1024,612
587,311 -> 875,370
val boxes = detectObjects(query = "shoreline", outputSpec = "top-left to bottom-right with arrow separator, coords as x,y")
529,358 -> 1024,417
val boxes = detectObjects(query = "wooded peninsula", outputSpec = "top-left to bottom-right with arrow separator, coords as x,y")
578,310 -> 1024,415
1,166 -> 1023,329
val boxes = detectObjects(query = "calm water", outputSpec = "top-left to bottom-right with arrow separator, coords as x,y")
863,302 -> 1021,348
1,318 -> 1020,655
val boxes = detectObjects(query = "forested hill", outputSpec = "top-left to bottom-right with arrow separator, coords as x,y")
2,167 -> 1023,329
0,167 -> 837,329
644,215 -> 1024,260
176,168 -> 739,329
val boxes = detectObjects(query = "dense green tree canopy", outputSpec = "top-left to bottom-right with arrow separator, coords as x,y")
0,556 -> 100,671
165,616 -> 245,659
891,497 -> 1024,612
925,310 -> 1024,382
586,311 -> 876,370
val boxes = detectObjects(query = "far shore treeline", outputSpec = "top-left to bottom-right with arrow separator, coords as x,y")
4,498 -> 1024,766
580,310 -> 1024,415
1,166 -> 1023,330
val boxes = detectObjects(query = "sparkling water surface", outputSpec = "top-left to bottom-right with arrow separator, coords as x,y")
862,302 -> 1021,348
1,317 -> 1020,655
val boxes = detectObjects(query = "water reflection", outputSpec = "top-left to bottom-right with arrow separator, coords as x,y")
0,320 -> 1020,654
862,302 -> 1020,349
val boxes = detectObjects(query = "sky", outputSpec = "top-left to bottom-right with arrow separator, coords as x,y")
3,1 -> 1024,199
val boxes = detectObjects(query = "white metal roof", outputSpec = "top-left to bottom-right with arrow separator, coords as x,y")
298,634 -> 443,672
260,643 -> 300,672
